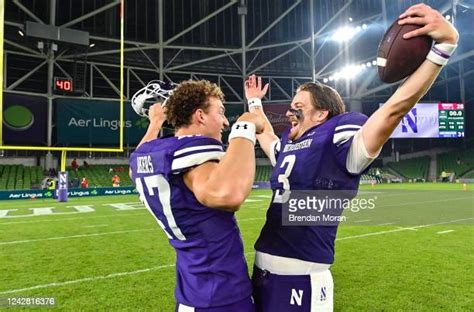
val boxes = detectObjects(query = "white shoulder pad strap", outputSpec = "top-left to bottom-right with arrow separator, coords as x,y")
269,139 -> 281,167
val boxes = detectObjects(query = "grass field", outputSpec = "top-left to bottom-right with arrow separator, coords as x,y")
0,183 -> 473,311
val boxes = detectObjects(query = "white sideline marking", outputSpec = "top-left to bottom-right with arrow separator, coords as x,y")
254,195 -> 272,198
2,218 -> 472,295
396,226 -> 418,231
0,212 -> 147,225
238,217 -> 265,222
354,219 -> 371,223
83,224 -> 109,228
0,229 -> 154,246
0,218 -> 262,245
337,218 -> 473,241
0,264 -> 175,295
437,230 -> 455,234
377,196 -> 473,208
0,251 -> 254,295
377,222 -> 394,226
1,218 -> 470,295
244,199 -> 263,202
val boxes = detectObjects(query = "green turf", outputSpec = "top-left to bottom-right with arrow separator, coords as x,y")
0,183 -> 472,311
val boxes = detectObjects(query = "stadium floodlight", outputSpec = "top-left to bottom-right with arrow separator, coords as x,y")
331,22 -> 370,43
18,30 -> 24,37
331,26 -> 361,42
89,43 -> 95,48
372,60 -> 377,66
445,14 -> 451,20
324,61 -> 374,82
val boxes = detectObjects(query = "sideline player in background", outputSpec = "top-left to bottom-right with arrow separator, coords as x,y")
130,80 -> 264,311
245,4 -> 458,311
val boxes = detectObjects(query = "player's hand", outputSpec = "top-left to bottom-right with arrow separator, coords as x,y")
148,103 -> 167,126
245,74 -> 269,101
237,112 -> 265,134
398,3 -> 458,44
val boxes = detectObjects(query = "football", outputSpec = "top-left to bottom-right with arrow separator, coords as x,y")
377,19 -> 432,83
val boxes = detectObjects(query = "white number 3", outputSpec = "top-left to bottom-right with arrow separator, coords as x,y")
273,155 -> 296,203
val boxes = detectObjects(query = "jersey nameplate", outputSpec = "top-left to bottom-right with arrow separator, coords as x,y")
283,138 -> 313,153
136,155 -> 154,174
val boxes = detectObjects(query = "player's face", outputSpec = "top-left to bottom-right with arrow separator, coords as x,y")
287,90 -> 323,141
202,96 -> 229,142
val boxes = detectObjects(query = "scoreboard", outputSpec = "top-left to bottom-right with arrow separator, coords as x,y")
438,103 -> 464,138
388,102 -> 466,138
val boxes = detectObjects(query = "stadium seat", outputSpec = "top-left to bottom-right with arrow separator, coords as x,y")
437,149 -> 474,177
386,156 -> 430,180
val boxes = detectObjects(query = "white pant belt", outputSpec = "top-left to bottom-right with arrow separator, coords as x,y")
255,251 -> 331,275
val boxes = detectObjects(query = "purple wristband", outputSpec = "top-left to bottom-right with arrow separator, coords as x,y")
431,46 -> 450,59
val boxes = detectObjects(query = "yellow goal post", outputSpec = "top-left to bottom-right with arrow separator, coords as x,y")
0,0 -> 126,171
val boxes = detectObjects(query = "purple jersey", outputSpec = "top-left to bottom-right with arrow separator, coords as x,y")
255,112 -> 369,264
130,135 -> 252,308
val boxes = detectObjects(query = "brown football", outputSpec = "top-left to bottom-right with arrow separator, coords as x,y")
377,19 -> 432,83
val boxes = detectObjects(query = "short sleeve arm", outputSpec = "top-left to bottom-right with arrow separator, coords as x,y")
171,137 -> 225,174
333,112 -> 374,174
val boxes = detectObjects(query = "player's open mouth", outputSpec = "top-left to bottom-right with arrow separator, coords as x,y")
289,118 -> 300,139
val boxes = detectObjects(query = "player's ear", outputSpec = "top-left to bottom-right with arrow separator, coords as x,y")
317,110 -> 329,122
194,108 -> 206,125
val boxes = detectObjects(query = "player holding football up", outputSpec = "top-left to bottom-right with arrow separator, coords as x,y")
245,4 -> 458,312
130,80 -> 264,312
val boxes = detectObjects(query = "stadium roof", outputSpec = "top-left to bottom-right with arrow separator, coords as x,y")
3,0 -> 474,107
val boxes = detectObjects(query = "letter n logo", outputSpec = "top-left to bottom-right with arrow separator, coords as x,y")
320,286 -> 327,301
402,108 -> 418,133
290,289 -> 303,306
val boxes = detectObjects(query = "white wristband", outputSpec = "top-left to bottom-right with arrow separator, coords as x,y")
426,43 -> 457,66
228,121 -> 256,145
248,98 -> 263,110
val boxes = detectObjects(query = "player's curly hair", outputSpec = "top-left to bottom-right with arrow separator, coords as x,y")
166,80 -> 224,128
297,82 -> 345,119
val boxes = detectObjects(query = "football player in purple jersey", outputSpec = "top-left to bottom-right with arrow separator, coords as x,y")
245,4 -> 458,311
130,80 -> 265,312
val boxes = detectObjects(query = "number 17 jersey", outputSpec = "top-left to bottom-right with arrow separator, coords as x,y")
130,135 -> 252,308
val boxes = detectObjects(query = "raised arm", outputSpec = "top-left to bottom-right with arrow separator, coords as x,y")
362,4 -> 458,156
184,113 -> 265,212
137,103 -> 166,149
244,75 -> 280,161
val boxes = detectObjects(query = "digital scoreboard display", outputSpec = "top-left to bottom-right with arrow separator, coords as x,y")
53,77 -> 74,93
386,102 -> 465,138
438,103 -> 464,138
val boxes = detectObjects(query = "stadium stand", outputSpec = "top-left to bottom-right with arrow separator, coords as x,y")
437,149 -> 474,177
0,163 -> 276,191
463,170 -> 474,179
255,165 -> 272,182
67,165 -> 133,188
0,165 -> 43,190
386,156 -> 430,180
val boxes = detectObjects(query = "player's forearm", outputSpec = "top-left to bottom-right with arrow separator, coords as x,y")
249,106 -> 274,134
362,60 -> 442,155
137,120 -> 164,148
202,139 -> 256,211
248,107 -> 279,157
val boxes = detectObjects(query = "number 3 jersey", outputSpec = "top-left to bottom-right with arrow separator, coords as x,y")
255,112 -> 370,265
129,135 -> 252,308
